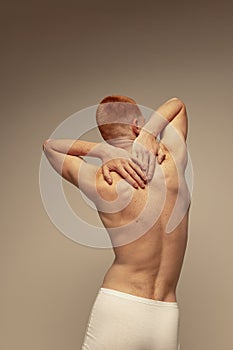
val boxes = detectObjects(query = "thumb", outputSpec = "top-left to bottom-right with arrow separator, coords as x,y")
147,152 -> 156,181
157,152 -> 166,164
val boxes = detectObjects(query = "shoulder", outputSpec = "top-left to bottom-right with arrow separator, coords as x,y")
95,169 -> 133,202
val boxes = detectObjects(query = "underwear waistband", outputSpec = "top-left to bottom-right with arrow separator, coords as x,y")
100,287 -> 179,308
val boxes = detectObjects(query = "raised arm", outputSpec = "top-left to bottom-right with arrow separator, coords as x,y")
155,97 -> 188,163
154,97 -> 188,141
138,97 -> 187,140
133,97 -> 188,179
42,139 -> 147,189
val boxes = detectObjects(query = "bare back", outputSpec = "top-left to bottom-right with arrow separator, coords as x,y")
93,139 -> 190,302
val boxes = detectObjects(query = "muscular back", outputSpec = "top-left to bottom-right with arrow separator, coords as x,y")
93,138 -> 190,302
43,96 -> 190,301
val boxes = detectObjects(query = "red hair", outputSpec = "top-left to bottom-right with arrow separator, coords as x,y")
96,94 -> 144,140
98,95 -> 138,105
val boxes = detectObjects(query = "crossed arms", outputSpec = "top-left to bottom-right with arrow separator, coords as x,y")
43,97 -> 188,189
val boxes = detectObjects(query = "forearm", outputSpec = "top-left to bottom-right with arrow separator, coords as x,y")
139,97 -> 184,138
43,138 -> 107,158
43,138 -> 147,188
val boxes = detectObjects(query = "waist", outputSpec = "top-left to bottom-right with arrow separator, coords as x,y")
99,287 -> 179,308
101,262 -> 177,302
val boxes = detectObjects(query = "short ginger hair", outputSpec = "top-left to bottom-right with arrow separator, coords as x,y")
96,95 -> 144,141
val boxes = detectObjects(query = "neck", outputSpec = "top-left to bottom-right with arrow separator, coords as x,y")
106,137 -> 135,152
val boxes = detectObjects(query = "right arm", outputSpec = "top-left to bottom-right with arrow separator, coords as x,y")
155,97 -> 188,141
133,97 -> 188,179
139,97 -> 187,141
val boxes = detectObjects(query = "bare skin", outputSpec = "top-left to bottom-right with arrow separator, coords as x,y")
43,97 -> 190,303
98,140 -> 189,302
96,98 -> 190,302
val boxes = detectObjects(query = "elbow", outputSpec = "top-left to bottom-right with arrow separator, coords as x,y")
169,97 -> 186,110
42,139 -> 52,152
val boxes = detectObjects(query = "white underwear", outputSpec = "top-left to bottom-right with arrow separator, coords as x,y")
81,287 -> 180,350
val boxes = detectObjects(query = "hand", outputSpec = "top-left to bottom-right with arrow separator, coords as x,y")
132,131 -> 166,181
99,144 -> 147,189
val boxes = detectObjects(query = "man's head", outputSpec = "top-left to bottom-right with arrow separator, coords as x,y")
96,95 -> 145,142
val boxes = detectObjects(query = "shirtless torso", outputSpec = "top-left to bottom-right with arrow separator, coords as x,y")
43,96 -> 190,304
95,139 -> 190,303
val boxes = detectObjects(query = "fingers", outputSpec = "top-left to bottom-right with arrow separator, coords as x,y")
134,149 -> 143,168
133,146 -> 149,172
128,160 -> 147,182
102,161 -> 145,188
132,143 -> 148,171
147,152 -> 156,181
118,167 -> 145,189
102,165 -> 113,185
140,149 -> 151,172
102,158 -> 149,188
131,156 -> 145,171
123,164 -> 146,189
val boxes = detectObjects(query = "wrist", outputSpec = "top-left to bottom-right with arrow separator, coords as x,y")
138,129 -> 156,139
140,110 -> 168,137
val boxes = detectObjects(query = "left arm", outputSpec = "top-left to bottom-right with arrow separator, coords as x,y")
43,139 -> 98,188
42,139 -> 147,188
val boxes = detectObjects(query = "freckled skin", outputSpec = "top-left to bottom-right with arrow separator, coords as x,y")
91,97 -> 191,302
44,97 -> 190,303
97,140 -> 190,302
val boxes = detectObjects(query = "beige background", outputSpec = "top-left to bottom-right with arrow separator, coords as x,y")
1,1 -> 233,349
